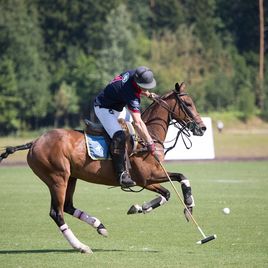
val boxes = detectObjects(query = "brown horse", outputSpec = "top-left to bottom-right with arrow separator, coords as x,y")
0,82 -> 206,253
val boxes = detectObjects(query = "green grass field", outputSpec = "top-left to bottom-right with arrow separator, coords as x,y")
0,162 -> 267,268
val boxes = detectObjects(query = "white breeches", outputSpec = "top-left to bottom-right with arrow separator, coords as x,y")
94,106 -> 132,138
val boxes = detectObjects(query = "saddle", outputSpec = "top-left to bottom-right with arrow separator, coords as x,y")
84,119 -> 137,140
83,119 -> 138,160
84,119 -> 106,136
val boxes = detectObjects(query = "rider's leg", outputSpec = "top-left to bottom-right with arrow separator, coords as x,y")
118,107 -> 133,122
110,130 -> 136,187
94,106 -> 122,138
94,106 -> 136,187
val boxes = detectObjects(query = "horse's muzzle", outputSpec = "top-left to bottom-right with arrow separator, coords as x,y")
188,122 -> 206,136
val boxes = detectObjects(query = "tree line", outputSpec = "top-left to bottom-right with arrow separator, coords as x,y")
0,0 -> 267,135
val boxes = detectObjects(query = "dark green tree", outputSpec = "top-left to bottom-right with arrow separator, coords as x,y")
98,4 -> 147,80
68,51 -> 102,117
126,0 -> 153,37
150,0 -> 185,33
37,0 -> 121,61
216,0 -> 265,54
53,81 -> 79,127
0,57 -> 20,134
0,0 -> 50,130
184,0 -> 222,48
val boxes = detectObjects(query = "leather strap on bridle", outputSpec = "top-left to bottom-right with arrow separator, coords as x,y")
148,92 -> 195,154
150,91 -> 195,123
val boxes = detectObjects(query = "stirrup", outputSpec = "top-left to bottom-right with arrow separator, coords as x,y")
119,171 -> 136,188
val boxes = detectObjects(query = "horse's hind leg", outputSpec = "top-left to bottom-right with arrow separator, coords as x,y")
127,184 -> 170,214
64,177 -> 108,237
49,177 -> 92,253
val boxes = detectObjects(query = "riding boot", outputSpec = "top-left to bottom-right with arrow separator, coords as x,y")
111,130 -> 136,188
111,153 -> 136,188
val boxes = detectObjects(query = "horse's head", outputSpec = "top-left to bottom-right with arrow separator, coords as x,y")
172,82 -> 206,136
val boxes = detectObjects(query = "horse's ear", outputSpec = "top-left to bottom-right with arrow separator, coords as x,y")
180,82 -> 186,92
175,82 -> 186,93
175,82 -> 180,92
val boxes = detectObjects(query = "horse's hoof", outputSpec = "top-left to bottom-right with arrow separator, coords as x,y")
127,204 -> 142,215
80,245 -> 93,254
96,223 -> 108,237
97,227 -> 108,237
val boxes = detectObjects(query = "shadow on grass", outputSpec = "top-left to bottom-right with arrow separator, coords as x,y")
0,249 -> 77,254
0,248 -> 159,254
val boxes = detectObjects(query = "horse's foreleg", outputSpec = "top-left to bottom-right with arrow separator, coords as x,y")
127,184 -> 170,214
49,180 -> 92,254
168,172 -> 195,221
168,172 -> 195,208
64,177 -> 108,237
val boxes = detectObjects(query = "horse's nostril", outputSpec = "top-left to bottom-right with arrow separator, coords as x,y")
201,126 -> 207,131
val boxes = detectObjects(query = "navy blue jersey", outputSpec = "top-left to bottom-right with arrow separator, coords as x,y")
94,70 -> 142,113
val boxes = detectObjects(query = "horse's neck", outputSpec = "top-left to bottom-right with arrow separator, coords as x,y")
142,103 -> 170,143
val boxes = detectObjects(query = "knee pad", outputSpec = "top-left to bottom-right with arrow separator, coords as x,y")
110,130 -> 126,154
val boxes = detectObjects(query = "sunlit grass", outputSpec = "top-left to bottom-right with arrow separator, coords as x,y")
0,162 -> 267,267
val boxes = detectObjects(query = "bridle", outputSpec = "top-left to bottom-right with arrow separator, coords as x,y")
150,91 -> 199,154
151,91 -> 195,121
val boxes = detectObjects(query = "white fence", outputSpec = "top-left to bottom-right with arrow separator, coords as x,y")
164,117 -> 215,160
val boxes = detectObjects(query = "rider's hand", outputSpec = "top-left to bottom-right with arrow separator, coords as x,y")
148,92 -> 159,100
147,141 -> 156,155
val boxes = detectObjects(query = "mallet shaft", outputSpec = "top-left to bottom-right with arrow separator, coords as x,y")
158,161 -> 202,229
156,157 -> 216,244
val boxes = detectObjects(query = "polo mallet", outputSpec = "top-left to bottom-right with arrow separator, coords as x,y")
155,156 -> 216,244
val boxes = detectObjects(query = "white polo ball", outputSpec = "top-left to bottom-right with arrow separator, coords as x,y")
223,207 -> 230,214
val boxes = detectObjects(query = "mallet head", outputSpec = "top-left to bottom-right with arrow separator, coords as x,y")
196,234 -> 217,245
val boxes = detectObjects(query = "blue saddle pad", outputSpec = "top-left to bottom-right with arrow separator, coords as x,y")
85,133 -> 111,160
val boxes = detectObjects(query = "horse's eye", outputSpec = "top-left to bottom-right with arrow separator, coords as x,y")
185,102 -> 191,107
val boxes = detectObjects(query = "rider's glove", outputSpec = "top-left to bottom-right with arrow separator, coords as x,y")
147,141 -> 156,155
148,93 -> 159,100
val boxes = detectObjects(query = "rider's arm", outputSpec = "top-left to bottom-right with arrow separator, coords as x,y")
140,90 -> 159,99
130,111 -> 153,144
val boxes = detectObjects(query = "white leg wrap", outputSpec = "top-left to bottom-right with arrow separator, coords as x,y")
181,179 -> 190,187
73,209 -> 108,237
143,207 -> 153,213
142,195 -> 167,214
60,224 -> 81,249
73,209 -> 100,228
181,179 -> 195,207
190,195 -> 195,207
59,224 -> 92,253
159,195 -> 167,206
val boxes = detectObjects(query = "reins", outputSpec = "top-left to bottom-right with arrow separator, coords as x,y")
148,92 -> 195,154
164,120 -> 192,155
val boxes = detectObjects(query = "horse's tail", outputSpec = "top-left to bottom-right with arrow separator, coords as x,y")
0,142 -> 33,163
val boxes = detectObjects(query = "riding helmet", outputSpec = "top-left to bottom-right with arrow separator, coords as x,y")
134,66 -> 156,90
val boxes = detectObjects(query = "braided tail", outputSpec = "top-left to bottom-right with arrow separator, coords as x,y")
0,142 -> 33,163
